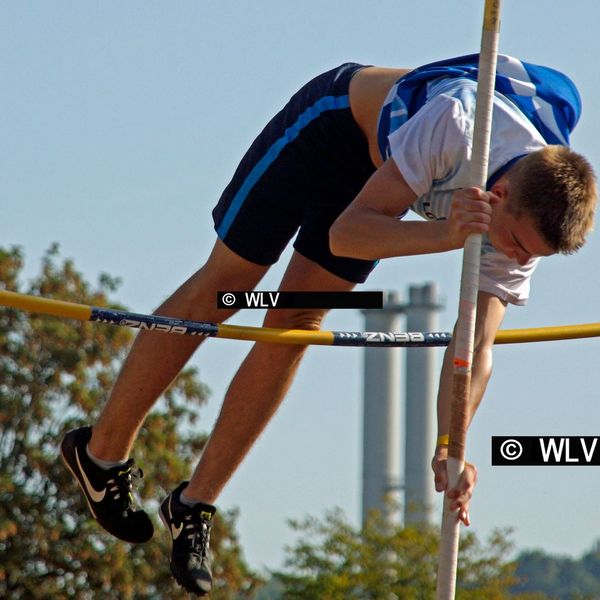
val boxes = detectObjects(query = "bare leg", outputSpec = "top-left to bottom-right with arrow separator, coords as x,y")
184,251 -> 356,503
88,240 -> 269,460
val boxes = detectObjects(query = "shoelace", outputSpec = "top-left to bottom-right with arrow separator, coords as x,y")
182,513 -> 211,558
106,466 -> 144,516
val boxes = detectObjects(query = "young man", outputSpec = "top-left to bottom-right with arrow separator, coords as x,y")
61,55 -> 596,595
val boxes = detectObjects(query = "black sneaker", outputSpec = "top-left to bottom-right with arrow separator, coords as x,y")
60,426 -> 154,544
159,482 -> 216,596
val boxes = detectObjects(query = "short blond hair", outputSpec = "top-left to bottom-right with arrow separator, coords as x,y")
508,146 -> 597,253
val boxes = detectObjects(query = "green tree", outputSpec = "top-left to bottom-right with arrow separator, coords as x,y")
274,508 -> 548,599
0,245 -> 262,599
514,544 -> 600,599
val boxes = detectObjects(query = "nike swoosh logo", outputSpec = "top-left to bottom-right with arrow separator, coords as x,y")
169,497 -> 184,540
75,447 -> 107,503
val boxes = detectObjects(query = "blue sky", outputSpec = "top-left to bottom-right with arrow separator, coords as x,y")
3,1 -> 600,572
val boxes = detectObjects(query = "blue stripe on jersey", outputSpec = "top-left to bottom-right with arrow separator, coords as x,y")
377,54 -> 581,160
217,94 -> 351,238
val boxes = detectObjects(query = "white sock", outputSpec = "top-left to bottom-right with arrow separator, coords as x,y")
179,489 -> 200,508
86,444 -> 127,471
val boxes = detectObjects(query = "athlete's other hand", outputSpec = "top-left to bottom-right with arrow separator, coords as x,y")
431,444 -> 477,526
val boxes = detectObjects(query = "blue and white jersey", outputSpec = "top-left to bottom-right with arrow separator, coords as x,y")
376,54 -> 581,305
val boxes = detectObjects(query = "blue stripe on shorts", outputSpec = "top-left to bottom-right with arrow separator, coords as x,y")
216,93 -> 351,238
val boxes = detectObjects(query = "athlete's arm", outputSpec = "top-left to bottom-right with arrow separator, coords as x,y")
329,158 -> 493,260
431,291 -> 507,525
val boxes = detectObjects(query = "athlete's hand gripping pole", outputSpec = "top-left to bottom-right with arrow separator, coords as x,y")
435,1 -> 502,598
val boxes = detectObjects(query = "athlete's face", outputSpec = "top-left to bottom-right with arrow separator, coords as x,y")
487,190 -> 555,265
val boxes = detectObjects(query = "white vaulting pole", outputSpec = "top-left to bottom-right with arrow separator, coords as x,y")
436,1 -> 502,598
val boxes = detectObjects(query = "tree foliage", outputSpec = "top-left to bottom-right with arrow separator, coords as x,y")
513,542 -> 600,599
274,508 -> 549,599
0,245 -> 261,598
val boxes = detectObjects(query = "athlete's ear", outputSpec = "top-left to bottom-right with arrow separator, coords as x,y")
489,180 -> 509,204
488,193 -> 501,205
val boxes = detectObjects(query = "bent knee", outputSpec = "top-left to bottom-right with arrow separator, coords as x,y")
263,308 -> 328,331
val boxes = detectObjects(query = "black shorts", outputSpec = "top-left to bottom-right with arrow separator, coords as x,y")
212,63 -> 378,283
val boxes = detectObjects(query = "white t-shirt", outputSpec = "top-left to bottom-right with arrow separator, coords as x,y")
386,78 -> 546,305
